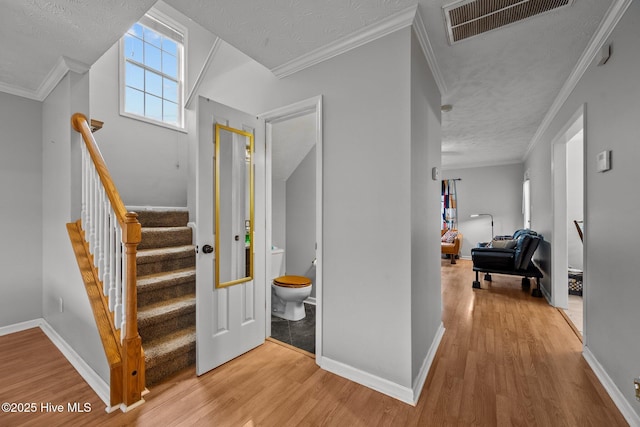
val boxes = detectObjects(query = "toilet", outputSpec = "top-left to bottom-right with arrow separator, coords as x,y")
271,248 -> 312,321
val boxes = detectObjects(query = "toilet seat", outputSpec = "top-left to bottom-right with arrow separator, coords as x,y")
273,275 -> 311,288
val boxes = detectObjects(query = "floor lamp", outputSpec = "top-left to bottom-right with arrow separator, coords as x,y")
470,213 -> 494,242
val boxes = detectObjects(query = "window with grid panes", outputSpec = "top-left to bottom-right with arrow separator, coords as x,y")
121,15 -> 184,128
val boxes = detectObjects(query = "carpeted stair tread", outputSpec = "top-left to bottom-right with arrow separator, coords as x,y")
137,294 -> 195,326
139,226 -> 192,250
144,326 -> 196,370
133,208 -> 189,228
137,245 -> 195,263
138,267 -> 195,294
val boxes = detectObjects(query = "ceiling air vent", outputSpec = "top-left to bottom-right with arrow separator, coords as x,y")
443,0 -> 573,44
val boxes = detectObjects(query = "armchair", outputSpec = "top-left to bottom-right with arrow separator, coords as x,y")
441,229 -> 463,264
471,229 -> 543,297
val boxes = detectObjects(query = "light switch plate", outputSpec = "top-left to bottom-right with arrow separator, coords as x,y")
432,167 -> 440,181
597,150 -> 611,172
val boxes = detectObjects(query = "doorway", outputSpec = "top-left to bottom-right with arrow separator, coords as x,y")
552,105 -> 585,337
261,96 -> 323,360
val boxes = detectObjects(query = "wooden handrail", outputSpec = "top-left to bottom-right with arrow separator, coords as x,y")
71,113 -> 128,227
71,113 -> 144,410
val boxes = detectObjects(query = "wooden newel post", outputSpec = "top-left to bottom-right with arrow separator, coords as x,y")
121,212 -> 144,407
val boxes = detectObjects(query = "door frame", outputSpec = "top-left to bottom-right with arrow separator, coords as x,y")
260,95 -> 323,363
551,104 -> 586,337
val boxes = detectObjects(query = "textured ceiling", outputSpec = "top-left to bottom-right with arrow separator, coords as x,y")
0,0 -> 614,169
164,0 -> 417,69
0,0 -> 155,94
424,0 -> 613,168
166,0 -> 612,169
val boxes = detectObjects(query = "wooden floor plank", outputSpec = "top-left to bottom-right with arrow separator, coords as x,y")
0,260 -> 629,426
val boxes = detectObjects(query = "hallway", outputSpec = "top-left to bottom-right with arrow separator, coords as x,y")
0,260 -> 627,425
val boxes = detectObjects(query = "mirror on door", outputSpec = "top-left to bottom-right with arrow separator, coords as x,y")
215,123 -> 254,288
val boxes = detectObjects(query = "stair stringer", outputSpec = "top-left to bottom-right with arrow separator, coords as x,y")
67,220 -> 127,407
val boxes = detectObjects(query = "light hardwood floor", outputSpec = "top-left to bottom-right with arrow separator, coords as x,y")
0,260 -> 628,426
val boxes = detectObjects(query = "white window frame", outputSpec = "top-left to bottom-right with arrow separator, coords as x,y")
119,10 -> 187,132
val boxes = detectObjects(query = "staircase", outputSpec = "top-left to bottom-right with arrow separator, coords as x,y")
134,208 -> 196,386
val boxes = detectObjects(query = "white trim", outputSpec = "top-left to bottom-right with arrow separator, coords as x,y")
271,6 -> 418,78
412,6 -> 448,95
319,323 -> 444,406
304,297 -> 317,305
0,56 -> 89,101
0,318 -> 116,413
261,95 -> 323,364
523,0 -> 632,160
442,158 -> 524,171
0,319 -> 43,336
185,38 -> 221,110
583,346 -> 640,427
412,322 -> 445,403
38,320 -> 117,413
321,357 -> 415,405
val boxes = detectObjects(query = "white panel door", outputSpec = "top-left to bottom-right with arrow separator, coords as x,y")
196,98 -> 265,375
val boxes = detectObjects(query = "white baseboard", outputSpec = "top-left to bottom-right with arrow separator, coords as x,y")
583,346 -> 640,427
412,322 -> 445,402
304,297 -> 317,305
321,356 -> 415,405
320,323 -> 445,406
0,318 -> 114,413
0,319 -> 43,336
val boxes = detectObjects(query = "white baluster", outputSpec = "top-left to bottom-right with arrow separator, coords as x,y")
81,145 -> 87,228
114,225 -> 123,331
107,208 -> 116,311
120,233 -> 128,340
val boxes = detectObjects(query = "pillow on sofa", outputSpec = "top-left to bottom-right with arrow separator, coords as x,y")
490,239 -> 517,249
441,230 -> 458,243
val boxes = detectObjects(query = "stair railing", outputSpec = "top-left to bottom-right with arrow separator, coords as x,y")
71,113 -> 144,409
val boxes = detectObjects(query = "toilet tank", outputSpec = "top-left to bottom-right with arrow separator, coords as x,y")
271,248 -> 285,279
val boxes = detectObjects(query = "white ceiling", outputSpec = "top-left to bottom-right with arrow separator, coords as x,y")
0,0 -> 155,98
0,0 -> 615,169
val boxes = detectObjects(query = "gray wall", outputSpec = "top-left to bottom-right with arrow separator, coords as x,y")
410,30 -> 442,381
525,1 -> 640,415
196,27 -> 441,389
90,1 -> 216,207
285,146 -> 316,297
442,163 -> 524,257
42,73 -> 109,382
0,92 -> 43,326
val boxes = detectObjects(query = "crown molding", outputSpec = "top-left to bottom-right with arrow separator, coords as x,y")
412,5 -> 447,95
0,56 -> 89,102
523,0 -> 633,160
0,81 -> 39,101
442,158 -> 524,171
272,5 -> 419,78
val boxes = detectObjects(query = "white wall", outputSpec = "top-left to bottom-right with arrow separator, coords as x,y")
90,1 -> 217,207
42,72 -> 109,382
409,30 -> 442,382
195,27 -> 442,391
285,146 -> 316,296
442,163 -> 524,257
566,133 -> 584,270
0,92 -> 43,326
525,1 -> 640,415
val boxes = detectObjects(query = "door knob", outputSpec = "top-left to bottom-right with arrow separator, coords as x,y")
202,244 -> 214,254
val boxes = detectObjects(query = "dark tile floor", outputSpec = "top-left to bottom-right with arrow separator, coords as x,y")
270,303 -> 315,354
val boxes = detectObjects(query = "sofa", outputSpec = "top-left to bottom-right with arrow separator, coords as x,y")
470,229 -> 543,297
441,229 -> 463,264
